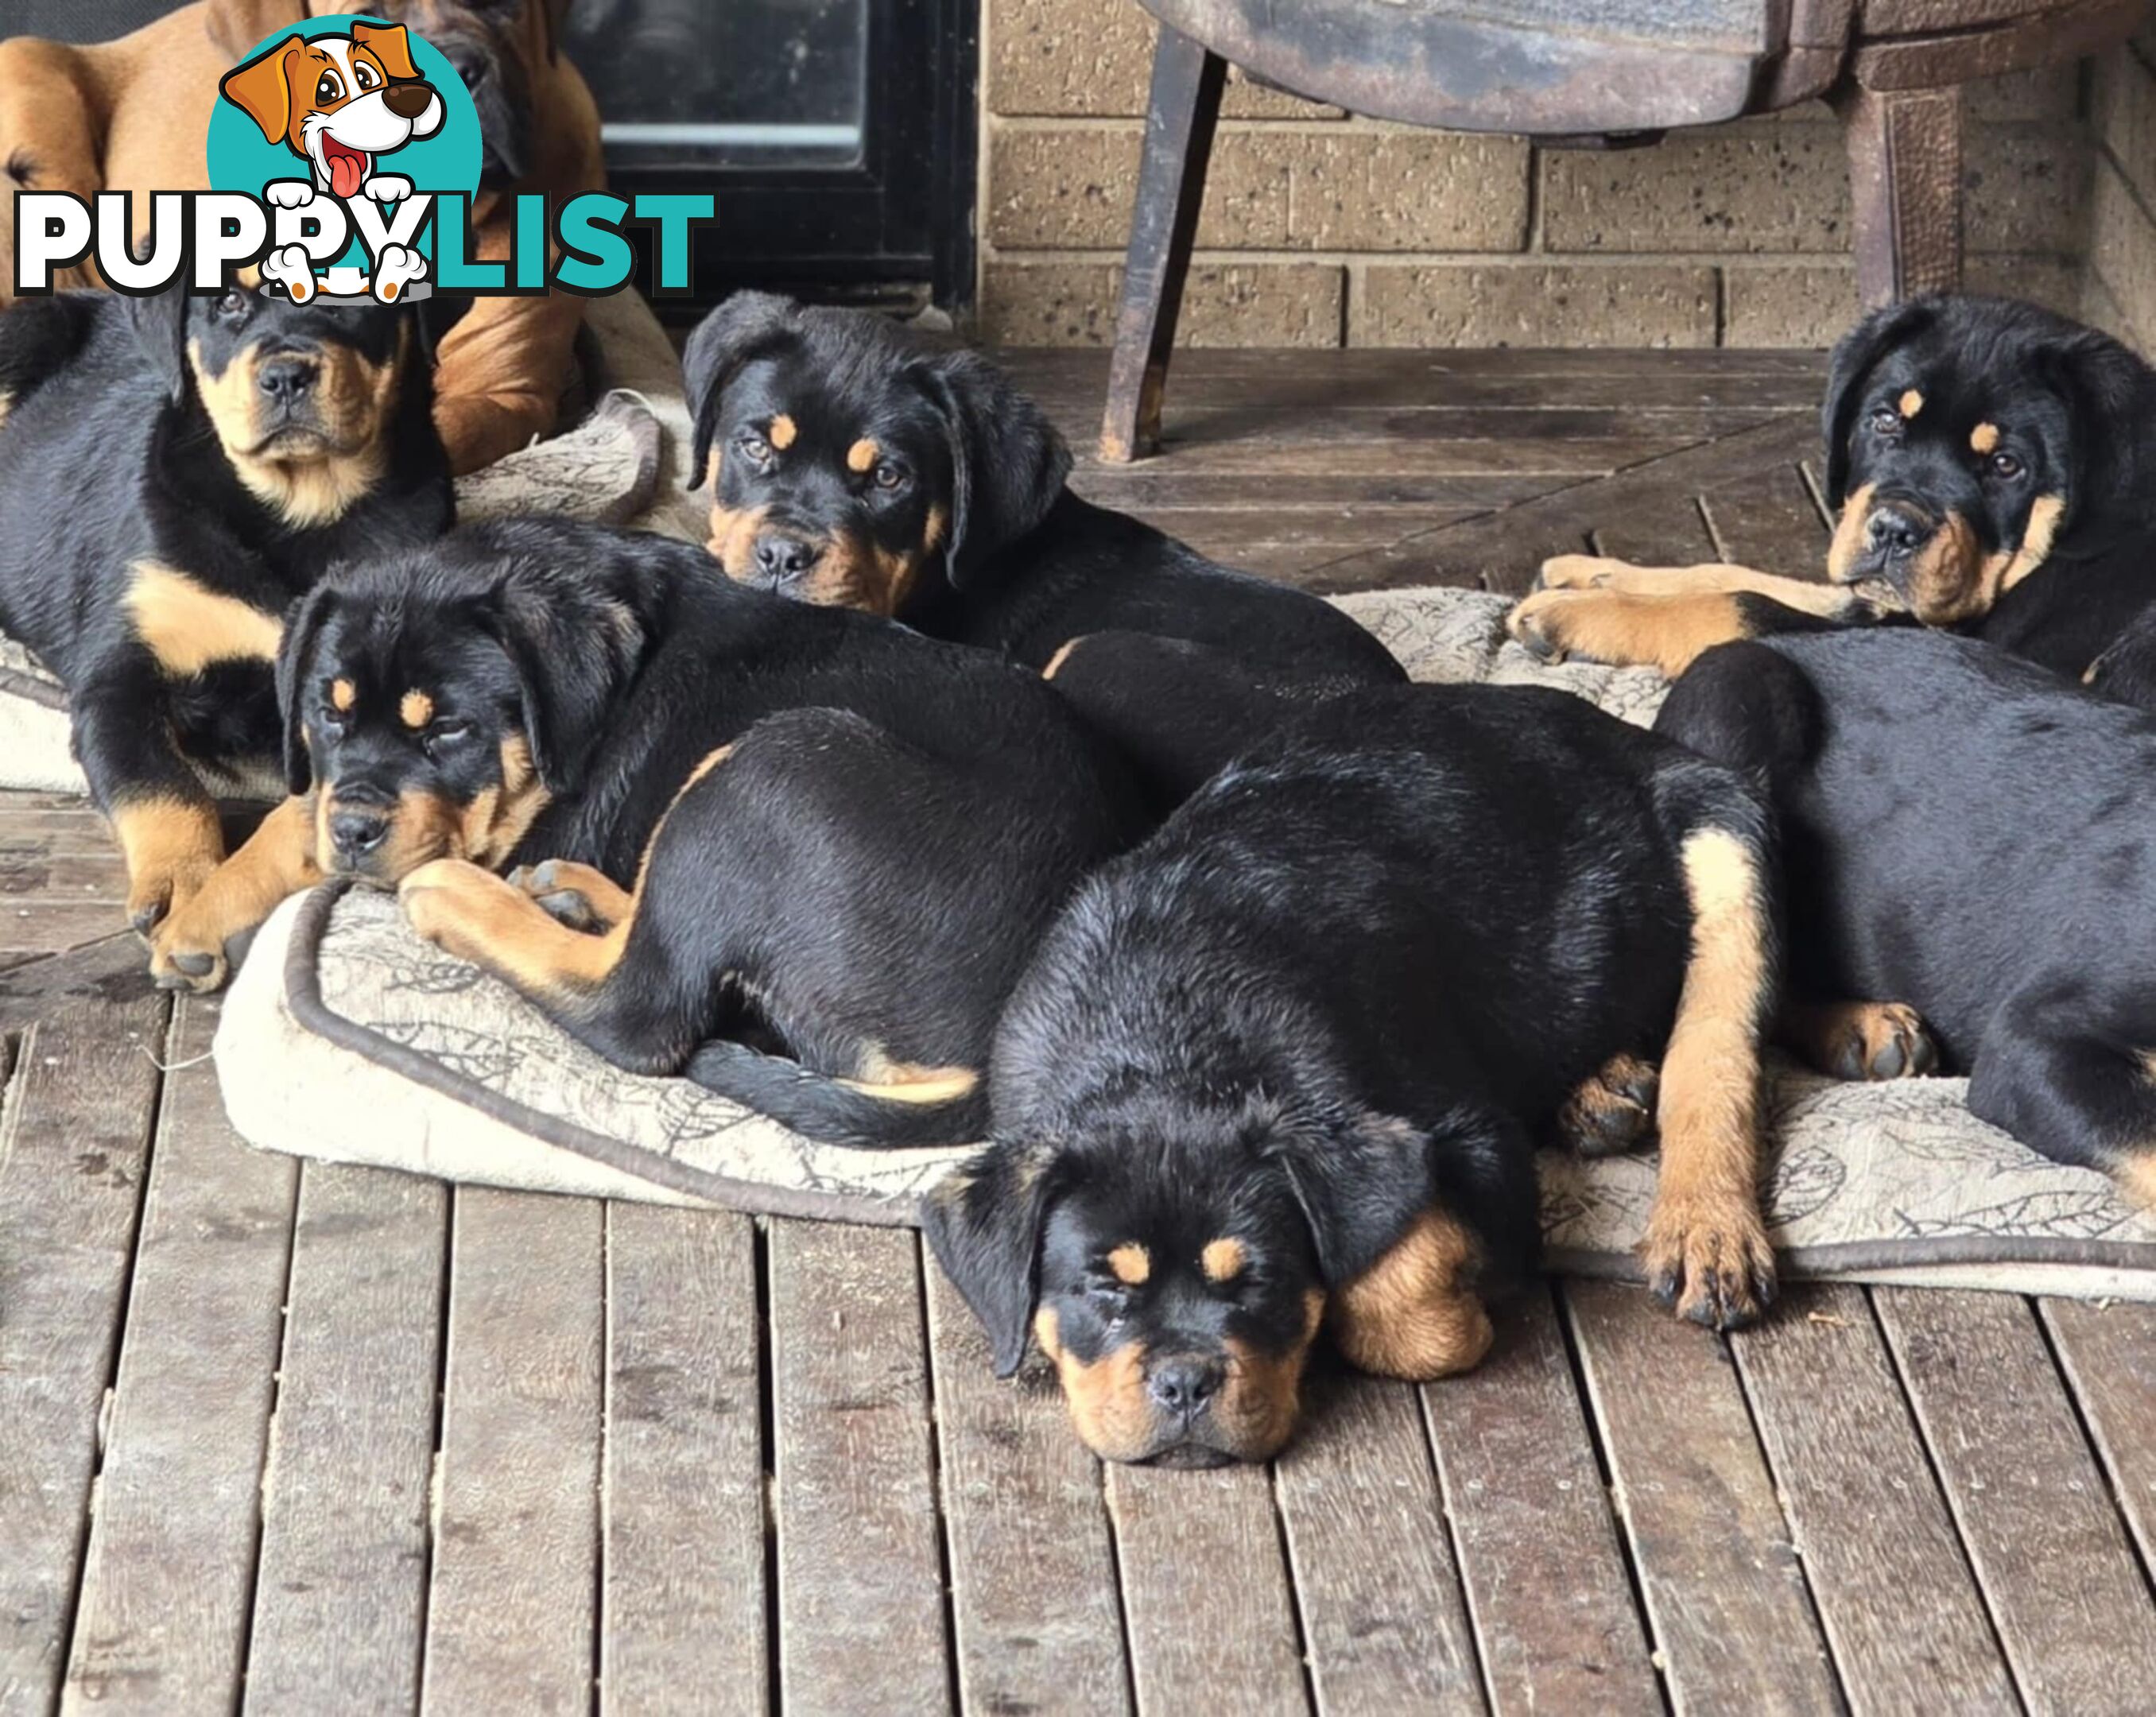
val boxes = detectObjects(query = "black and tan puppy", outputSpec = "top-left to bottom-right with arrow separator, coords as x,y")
681,293 -> 1406,696
274,519 -> 1139,1145
1657,629 -> 2156,1212
1507,297 -> 2156,695
927,673 -> 1780,1465
0,277 -> 459,988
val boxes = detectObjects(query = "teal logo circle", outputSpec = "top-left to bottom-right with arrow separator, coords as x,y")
208,17 -> 480,295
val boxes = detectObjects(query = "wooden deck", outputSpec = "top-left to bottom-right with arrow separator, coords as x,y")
4,348 -> 2156,1715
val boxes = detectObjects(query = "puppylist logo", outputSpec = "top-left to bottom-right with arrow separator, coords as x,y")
10,16 -> 709,303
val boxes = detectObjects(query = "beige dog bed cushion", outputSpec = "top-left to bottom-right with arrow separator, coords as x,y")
214,585 -> 2156,1300
0,288 -> 694,795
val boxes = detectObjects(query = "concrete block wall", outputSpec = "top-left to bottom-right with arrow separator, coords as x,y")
977,0 -> 2100,350
2086,26 -> 2156,350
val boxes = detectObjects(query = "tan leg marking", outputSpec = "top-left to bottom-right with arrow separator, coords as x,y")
1328,1209 -> 1493,1381
401,858 -> 628,1000
149,795 -> 321,992
836,1051 -> 981,1104
1555,1052 -> 1661,1156
124,560 -> 282,676
1538,555 -> 1869,616
1825,483 -> 1879,584
1643,827 -> 1776,1328
1508,588 -> 1755,678
1040,637 -> 1088,680
2117,1152 -> 2156,1213
1782,1000 -> 1937,1083
111,798 -> 225,935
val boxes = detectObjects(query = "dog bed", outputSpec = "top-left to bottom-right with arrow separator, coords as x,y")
213,583 -> 2156,1300
0,287 -> 696,796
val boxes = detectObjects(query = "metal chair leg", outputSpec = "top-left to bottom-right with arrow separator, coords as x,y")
1099,24 -> 1227,463
1838,83 -> 1964,309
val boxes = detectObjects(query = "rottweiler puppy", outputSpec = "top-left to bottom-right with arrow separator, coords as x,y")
0,277 -> 460,988
275,519 -> 1140,1147
1658,629 -> 2156,1211
0,0 -> 602,473
681,293 -> 1406,696
927,669 -> 1780,1465
1506,297 -> 2156,696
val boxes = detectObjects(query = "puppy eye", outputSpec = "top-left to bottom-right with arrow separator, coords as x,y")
354,62 -> 378,91
872,462 -> 908,493
316,703 -> 347,730
1989,451 -> 2024,480
316,70 -> 343,104
427,719 -> 474,750
736,431 -> 773,465
1867,405 -> 1901,436
217,287 -> 250,320
1084,1281 -> 1128,1316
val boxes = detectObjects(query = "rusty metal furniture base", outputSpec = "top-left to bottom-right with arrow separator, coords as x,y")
1101,0 -> 2146,460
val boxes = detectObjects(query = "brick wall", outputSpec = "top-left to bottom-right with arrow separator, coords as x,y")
2086,27 -> 2156,351
977,0 -> 2094,350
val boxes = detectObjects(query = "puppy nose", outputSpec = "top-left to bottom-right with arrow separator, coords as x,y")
258,356 -> 317,405
330,809 -> 390,861
754,535 -> 821,579
1146,1354 -> 1223,1418
1867,505 -> 1929,556
383,80 -> 435,119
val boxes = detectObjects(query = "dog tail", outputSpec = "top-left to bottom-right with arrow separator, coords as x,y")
684,1039 -> 988,1149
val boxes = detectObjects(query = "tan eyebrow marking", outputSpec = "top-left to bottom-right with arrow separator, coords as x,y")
1201,1238 -> 1247,1282
1107,1242 -> 1150,1285
1898,389 -> 1925,420
768,414 -> 797,451
847,437 -> 880,474
400,690 -> 435,729
331,678 -> 356,711
1970,422 -> 2000,454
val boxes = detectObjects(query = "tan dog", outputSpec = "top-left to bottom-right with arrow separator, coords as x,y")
0,0 -> 602,475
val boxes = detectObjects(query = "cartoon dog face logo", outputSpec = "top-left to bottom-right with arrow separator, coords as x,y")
221,23 -> 444,207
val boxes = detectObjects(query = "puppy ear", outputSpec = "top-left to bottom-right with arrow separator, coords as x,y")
219,35 -> 306,145
276,583 -> 337,796
683,292 -> 801,490
476,578 -> 642,798
1268,1107 -> 1437,1289
351,21 -> 422,82
921,1138 -> 1062,1378
1822,297 -> 1936,507
124,285 -> 192,406
2039,324 -> 2156,517
913,351 -> 1071,588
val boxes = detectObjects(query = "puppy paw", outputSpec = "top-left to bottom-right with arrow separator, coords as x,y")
365,174 -> 413,203
370,243 -> 427,304
1538,554 -> 1627,591
1506,587 -> 1595,664
261,242 -> 318,304
265,179 -> 317,210
1556,1052 -> 1659,1157
146,932 -> 228,994
1789,1000 -> 1938,1083
1641,1196 -> 1777,1331
126,855 -> 219,942
507,859 -> 625,933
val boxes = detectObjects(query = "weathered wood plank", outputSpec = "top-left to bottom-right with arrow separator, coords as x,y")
62,998 -> 296,1715
770,1223 -> 948,1716
0,996 -> 166,1715
1421,1285 -> 1659,1717
1336,417 -> 1819,596
246,1164 -> 448,1717
1276,1373 -> 1481,1715
1564,1281 -> 1839,1714
923,1265 -> 1130,1717
1731,1284 -> 2016,1714
602,1203 -> 766,1717
1875,1288 -> 2156,1711
2041,1296 -> 2156,1570
1105,1459 -> 1306,1715
1069,471 -> 1571,513
422,1188 -> 604,1717
0,936 -> 157,1035
1699,461 -> 1832,576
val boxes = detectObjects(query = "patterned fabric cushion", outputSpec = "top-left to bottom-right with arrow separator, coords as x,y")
214,584 -> 2156,1299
